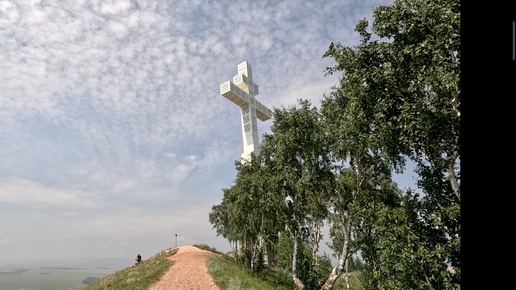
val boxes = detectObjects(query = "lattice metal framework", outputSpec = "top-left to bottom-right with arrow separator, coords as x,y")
220,61 -> 272,162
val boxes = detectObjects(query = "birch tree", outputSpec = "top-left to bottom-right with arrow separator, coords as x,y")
321,0 -> 460,288
260,99 -> 334,290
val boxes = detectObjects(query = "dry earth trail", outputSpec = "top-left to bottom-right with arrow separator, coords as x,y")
147,245 -> 221,290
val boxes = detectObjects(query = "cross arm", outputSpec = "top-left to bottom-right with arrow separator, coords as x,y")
233,74 -> 258,96
220,81 -> 272,121
255,100 -> 272,121
220,81 -> 249,108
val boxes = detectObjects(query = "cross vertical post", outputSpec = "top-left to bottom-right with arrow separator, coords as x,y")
220,61 -> 272,163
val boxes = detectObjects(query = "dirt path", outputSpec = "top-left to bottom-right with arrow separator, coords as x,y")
147,245 -> 221,290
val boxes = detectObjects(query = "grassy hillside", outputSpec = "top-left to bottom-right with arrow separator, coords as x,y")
82,248 -> 177,290
206,253 -> 293,290
83,244 -> 362,290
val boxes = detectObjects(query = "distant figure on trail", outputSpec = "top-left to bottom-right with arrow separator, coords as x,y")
135,254 -> 142,265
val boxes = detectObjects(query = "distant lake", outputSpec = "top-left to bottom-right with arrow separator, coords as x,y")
0,257 -> 132,290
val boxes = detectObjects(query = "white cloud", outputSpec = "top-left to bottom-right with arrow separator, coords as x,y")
0,235 -> 18,245
0,177 -> 100,208
0,0 -> 395,262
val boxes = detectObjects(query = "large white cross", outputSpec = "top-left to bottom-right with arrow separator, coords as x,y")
220,61 -> 272,163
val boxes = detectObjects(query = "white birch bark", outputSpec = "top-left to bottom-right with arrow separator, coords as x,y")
320,217 -> 351,290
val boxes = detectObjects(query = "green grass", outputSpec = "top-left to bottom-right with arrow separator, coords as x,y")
332,271 -> 364,290
205,254 -> 364,290
206,255 -> 293,290
195,243 -> 293,290
82,248 -> 177,290
193,243 -> 224,255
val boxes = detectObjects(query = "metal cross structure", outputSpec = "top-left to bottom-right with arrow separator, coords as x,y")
220,61 -> 272,163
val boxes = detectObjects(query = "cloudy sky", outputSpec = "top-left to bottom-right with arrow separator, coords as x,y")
0,0 -> 415,263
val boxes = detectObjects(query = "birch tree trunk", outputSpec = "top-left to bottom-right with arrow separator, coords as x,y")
344,259 -> 350,290
447,153 -> 460,201
231,240 -> 238,262
311,220 -> 321,264
259,234 -> 269,266
292,233 -> 306,290
320,217 -> 351,290
249,240 -> 261,272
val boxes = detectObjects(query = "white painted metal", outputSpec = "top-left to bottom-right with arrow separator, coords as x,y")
220,61 -> 272,162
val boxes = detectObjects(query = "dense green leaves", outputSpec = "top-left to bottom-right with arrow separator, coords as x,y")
322,0 -> 460,288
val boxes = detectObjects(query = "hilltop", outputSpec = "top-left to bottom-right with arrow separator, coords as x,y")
83,244 -> 360,290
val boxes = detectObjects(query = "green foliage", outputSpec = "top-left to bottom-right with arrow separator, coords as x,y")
82,248 -> 177,290
312,254 -> 334,288
260,100 -> 335,287
321,0 -> 460,288
347,255 -> 365,272
210,154 -> 286,272
275,232 -> 334,289
260,99 -> 334,224
209,202 -> 230,240
194,244 -> 224,255
333,271 -> 364,290
275,231 -> 294,271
